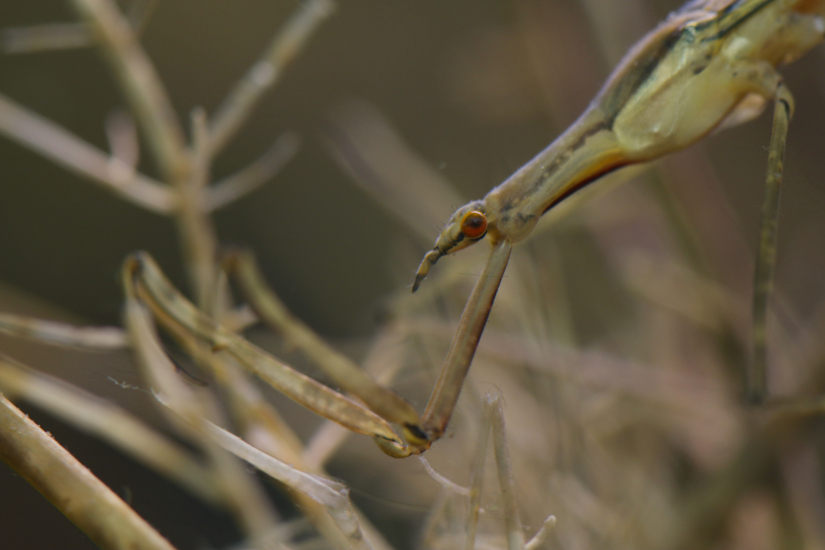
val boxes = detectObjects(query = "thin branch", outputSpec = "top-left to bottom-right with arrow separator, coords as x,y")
0,23 -> 92,54
0,312 -> 127,349
207,132 -> 300,212
177,107 -> 219,308
464,395 -> 494,550
124,281 -> 284,546
125,0 -> 159,36
326,100 -> 466,244
105,109 -> 140,172
207,0 -> 335,156
0,392 -> 179,550
418,456 -> 471,496
202,419 -> 374,550
0,1 -> 156,55
0,92 -> 175,214
488,394 -> 526,550
209,344 -> 396,550
70,0 -> 189,182
0,358 -> 222,505
525,516 -> 557,550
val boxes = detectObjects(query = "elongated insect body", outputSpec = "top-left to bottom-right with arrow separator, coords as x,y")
407,0 -> 825,436
414,0 -> 824,286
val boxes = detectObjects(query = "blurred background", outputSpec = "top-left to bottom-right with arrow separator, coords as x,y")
1,1 -> 825,549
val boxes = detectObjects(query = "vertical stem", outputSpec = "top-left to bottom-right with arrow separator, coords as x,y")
71,0 -> 189,183
750,84 -> 793,404
489,394 -> 525,550
207,0 -> 335,156
179,108 -> 218,309
464,399 -> 494,550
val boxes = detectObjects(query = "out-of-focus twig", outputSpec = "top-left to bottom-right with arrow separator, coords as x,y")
127,278 -> 382,549
0,392 -> 179,550
125,281 -> 284,548
488,394 -> 525,550
0,92 -> 175,214
525,516 -> 557,550
178,107 -> 219,308
202,419 -> 374,550
125,0 -> 159,36
207,0 -> 335,156
209,346 -> 395,550
207,133 -> 300,212
70,0 -> 189,182
0,23 -> 92,54
0,312 -> 128,349
1,1 -> 156,55
464,392 -> 493,550
105,109 -> 140,174
419,456 -> 471,496
0,358 -> 222,505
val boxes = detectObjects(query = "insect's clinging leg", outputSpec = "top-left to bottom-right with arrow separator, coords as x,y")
749,81 -> 794,405
413,240 -> 512,446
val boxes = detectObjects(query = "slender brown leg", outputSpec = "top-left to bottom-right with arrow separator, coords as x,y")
750,82 -> 794,404
408,240 -> 512,447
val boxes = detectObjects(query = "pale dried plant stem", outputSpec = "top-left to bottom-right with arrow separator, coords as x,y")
71,0 -> 221,313
0,358 -> 222,505
0,393 -> 179,550
525,515 -> 557,550
73,0 -> 224,316
464,394 -> 540,550
0,312 -> 128,349
207,0 -> 335,156
126,286 -> 380,550
203,358 -> 366,549
0,22 -> 92,54
204,421 -> 374,550
71,0 -> 189,182
464,397 -> 494,550
0,1 -> 156,55
128,255 -> 394,550
181,108 -> 219,309
207,133 -> 300,212
238,373 -> 395,550
419,456 -> 472,496
0,92 -> 175,214
125,288 -> 284,547
488,394 -> 526,550
0,0 -> 399,548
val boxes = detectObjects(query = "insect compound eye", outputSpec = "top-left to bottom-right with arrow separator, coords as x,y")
460,210 -> 488,240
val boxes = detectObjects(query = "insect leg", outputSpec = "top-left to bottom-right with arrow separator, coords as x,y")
750,82 -> 794,404
409,240 -> 512,448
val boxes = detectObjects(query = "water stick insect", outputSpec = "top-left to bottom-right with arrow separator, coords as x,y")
129,0 -> 825,458
407,0 -> 825,448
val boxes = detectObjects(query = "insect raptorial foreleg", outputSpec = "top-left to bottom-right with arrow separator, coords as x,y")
410,240 -> 512,448
750,81 -> 794,404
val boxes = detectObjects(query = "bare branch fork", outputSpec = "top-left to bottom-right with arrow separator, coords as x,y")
0,1 -> 370,548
